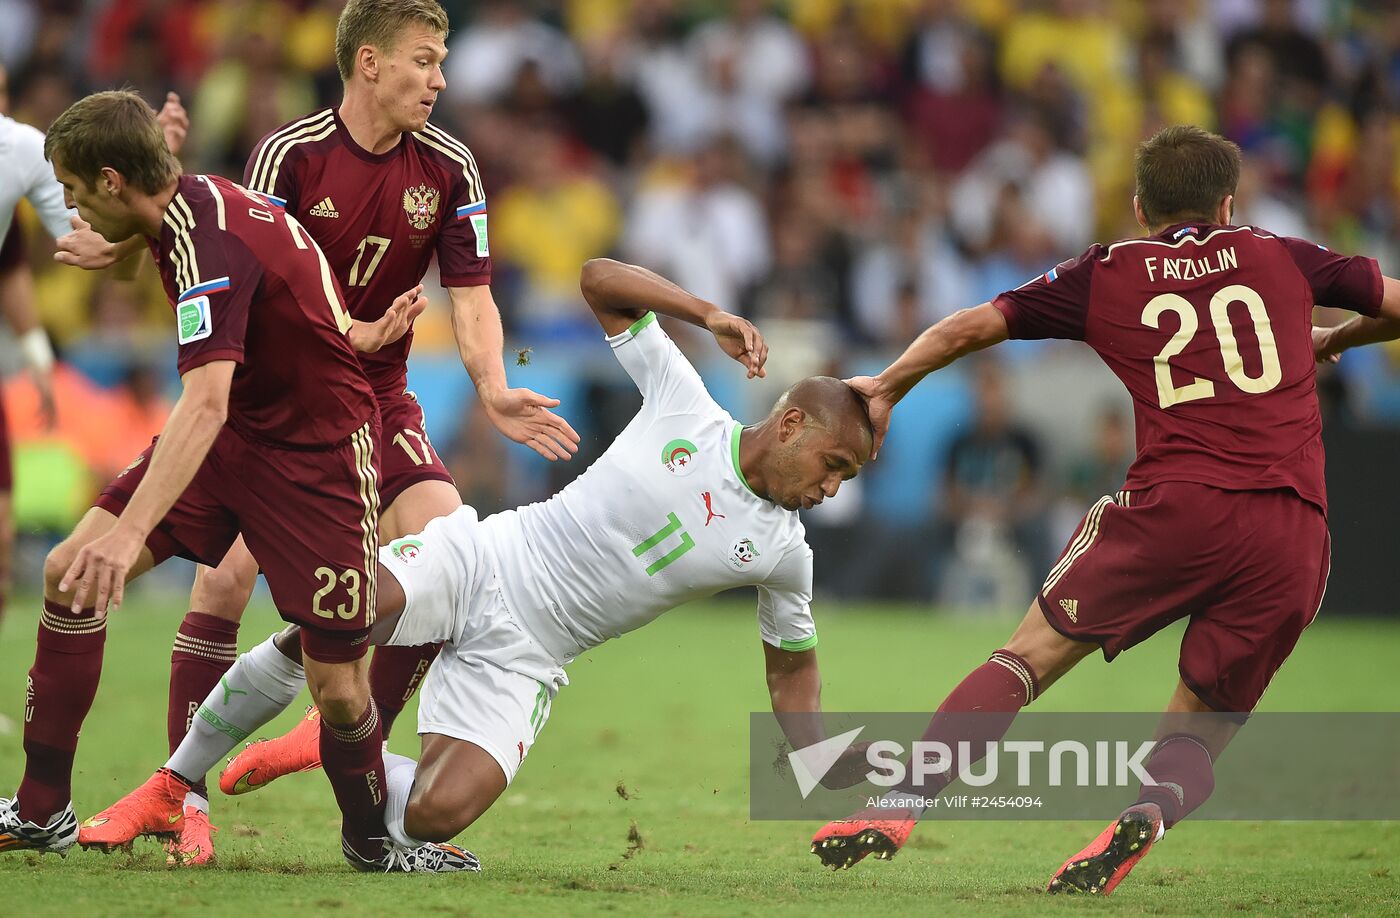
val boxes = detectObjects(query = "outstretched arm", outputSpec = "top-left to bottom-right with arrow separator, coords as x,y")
579,258 -> 768,378
848,303 -> 1008,458
447,284 -> 579,461
1314,276 -> 1400,361
764,644 -> 868,790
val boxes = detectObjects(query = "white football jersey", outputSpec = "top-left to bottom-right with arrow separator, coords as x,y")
0,114 -> 75,242
483,312 -> 817,664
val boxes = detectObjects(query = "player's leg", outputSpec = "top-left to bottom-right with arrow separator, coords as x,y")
1048,680 -> 1234,896
221,507 -> 472,797
226,418 -> 427,867
177,563 -> 402,800
0,491 -> 15,632
812,600 -> 1097,868
368,396 -> 462,740
299,647 -> 387,852
392,734 -> 505,845
71,439 -> 248,854
159,542 -> 259,863
384,641 -> 555,864
814,486 -> 1211,869
2,506 -> 157,853
172,545 -> 258,775
370,478 -> 460,738
1048,489 -> 1327,896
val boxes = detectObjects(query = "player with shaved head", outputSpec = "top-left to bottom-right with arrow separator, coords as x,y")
137,260 -> 875,858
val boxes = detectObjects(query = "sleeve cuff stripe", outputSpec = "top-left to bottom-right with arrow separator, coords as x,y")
779,635 -> 818,652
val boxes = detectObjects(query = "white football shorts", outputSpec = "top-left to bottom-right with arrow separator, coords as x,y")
378,506 -> 566,784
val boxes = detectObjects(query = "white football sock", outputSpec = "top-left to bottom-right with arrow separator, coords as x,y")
384,751 -> 426,849
166,635 -> 305,784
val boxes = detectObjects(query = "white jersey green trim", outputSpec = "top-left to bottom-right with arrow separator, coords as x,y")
730,423 -> 758,496
438,313 -> 821,665
779,635 -> 819,652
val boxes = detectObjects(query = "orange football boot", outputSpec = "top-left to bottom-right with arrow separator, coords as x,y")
165,805 -> 217,866
1047,803 -> 1164,895
219,706 -> 323,796
810,807 -> 917,869
78,768 -> 188,851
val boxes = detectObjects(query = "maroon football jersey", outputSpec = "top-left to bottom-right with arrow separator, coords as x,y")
150,173 -> 376,448
241,108 -> 490,396
994,222 -> 1384,512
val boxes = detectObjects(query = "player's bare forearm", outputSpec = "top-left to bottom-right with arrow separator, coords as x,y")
1322,277 -> 1400,355
1321,315 -> 1400,354
765,642 -> 870,790
765,642 -> 826,747
876,303 -> 1010,403
581,259 -> 767,376
447,284 -> 508,396
118,360 -> 233,536
580,258 -> 718,336
448,284 -> 580,459
0,263 -> 40,335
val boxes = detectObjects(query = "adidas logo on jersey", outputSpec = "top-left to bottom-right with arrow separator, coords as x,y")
1059,598 -> 1079,622
309,197 -> 340,218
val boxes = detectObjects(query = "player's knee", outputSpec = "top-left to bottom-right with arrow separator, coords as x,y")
314,675 -> 370,726
403,793 -> 472,844
42,541 -> 78,597
193,559 -> 259,619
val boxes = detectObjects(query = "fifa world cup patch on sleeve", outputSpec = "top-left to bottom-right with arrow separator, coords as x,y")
470,213 -> 489,257
177,296 -> 213,344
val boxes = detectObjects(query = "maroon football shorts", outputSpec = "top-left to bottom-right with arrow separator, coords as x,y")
1038,481 -> 1329,713
96,420 -> 382,663
376,389 -> 453,509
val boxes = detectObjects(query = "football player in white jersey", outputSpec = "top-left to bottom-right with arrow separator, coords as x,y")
124,259 -> 874,864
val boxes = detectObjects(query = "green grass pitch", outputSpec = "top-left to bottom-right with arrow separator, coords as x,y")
0,595 -> 1396,916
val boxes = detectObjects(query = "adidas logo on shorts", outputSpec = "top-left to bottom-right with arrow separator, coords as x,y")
1059,598 -> 1079,622
309,197 -> 340,219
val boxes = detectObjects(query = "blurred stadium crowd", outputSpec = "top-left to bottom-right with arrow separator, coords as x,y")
3,0 -> 1400,604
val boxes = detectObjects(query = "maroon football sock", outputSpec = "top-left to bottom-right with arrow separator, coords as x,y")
18,600 -> 106,822
168,611 -> 240,798
896,649 -> 1040,797
369,643 -> 441,739
1135,733 -> 1216,828
321,698 -> 388,857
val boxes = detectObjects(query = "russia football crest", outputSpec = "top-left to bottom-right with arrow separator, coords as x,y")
403,184 -> 441,230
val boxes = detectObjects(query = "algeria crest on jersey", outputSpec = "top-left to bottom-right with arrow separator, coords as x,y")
661,438 -> 697,476
729,538 -> 760,569
390,537 -> 425,566
403,184 -> 440,230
